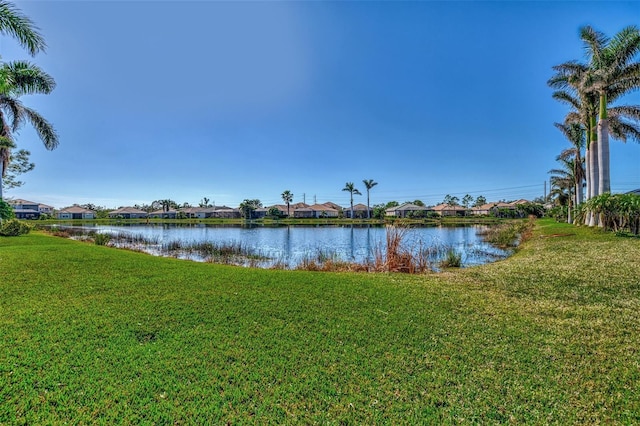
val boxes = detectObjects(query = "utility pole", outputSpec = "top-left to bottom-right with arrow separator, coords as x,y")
303,193 -> 306,204
314,195 -> 317,204
544,181 -> 547,202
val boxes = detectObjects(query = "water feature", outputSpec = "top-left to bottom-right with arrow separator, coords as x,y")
56,223 -> 512,269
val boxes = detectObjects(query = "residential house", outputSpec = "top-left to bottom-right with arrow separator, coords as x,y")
210,207 -> 240,219
627,189 -> 640,196
385,202 -> 430,218
8,199 -> 42,219
149,209 -> 179,219
108,207 -> 148,219
294,204 -> 339,218
321,201 -> 343,212
471,203 -> 498,216
56,205 -> 97,220
181,207 -> 219,219
432,203 -> 467,216
470,200 -> 528,216
343,203 -> 372,219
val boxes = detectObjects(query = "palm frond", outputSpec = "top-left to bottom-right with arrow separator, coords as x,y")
609,119 -> 640,143
0,0 -> 46,56
580,25 -> 608,67
0,61 -> 56,95
0,95 -> 25,131
23,106 -> 58,150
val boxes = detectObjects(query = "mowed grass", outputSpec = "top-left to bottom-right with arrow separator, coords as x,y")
1,219 -> 639,424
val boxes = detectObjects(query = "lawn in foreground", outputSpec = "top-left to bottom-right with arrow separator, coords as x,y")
1,219 -> 639,423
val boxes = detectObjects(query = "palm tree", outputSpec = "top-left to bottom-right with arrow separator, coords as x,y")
548,61 -> 598,202
0,61 -> 58,200
548,38 -> 640,225
0,1 -> 47,57
579,25 -> 640,195
549,158 -> 578,223
342,182 -> 361,219
554,122 -> 585,207
362,179 -> 377,219
281,190 -> 293,217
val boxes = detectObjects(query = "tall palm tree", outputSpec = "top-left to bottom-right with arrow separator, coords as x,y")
548,61 -> 598,202
342,182 -> 361,219
281,190 -> 293,218
0,61 -> 58,200
362,179 -> 377,219
580,25 -> 640,195
0,0 -> 46,56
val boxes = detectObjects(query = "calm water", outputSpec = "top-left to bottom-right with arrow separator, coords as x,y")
68,223 -> 511,268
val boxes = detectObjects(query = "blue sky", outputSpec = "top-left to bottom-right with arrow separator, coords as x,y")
4,0 -> 640,209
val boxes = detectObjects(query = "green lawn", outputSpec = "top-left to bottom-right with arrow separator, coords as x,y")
1,219 -> 639,424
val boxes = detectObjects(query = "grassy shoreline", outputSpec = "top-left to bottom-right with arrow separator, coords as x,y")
1,219 -> 639,423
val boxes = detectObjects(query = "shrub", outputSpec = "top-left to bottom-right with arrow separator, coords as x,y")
0,219 -> 31,236
0,200 -> 14,220
94,233 -> 111,246
583,193 -> 640,235
440,248 -> 462,268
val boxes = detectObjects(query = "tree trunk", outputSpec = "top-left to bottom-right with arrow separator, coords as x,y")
367,192 -> 370,219
588,115 -> 599,226
597,92 -> 610,195
350,195 -> 354,220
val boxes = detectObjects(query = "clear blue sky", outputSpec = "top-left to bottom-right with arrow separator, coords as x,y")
5,0 -> 640,209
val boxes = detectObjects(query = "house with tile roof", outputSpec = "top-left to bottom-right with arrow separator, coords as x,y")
8,198 -> 50,219
343,203 -> 372,219
108,207 -> 148,219
385,202 -> 430,218
57,205 -> 97,219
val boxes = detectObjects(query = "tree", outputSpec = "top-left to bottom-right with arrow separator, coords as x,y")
462,194 -> 474,209
2,148 -> 33,191
0,61 -> 58,199
580,25 -> 640,195
281,190 -> 293,217
152,199 -> 178,212
549,157 -> 578,223
199,197 -> 211,208
473,196 -> 487,207
342,182 -> 361,219
239,199 -> 262,220
411,200 -> 425,207
554,122 -> 585,207
442,194 -> 459,206
361,179 -> 378,219
550,26 -> 640,208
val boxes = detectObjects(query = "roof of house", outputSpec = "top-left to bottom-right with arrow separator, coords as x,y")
309,204 -> 339,212
391,202 -> 428,211
181,207 -> 215,214
321,201 -> 342,210
626,189 -> 640,195
8,198 -> 38,206
59,205 -> 95,214
290,202 -> 309,209
432,203 -> 466,211
109,207 -> 148,214
149,209 -> 179,215
352,203 -> 370,210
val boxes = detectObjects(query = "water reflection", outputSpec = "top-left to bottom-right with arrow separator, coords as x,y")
68,223 -> 511,268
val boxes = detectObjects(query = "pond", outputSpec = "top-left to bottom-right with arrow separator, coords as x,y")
59,223 -> 512,270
